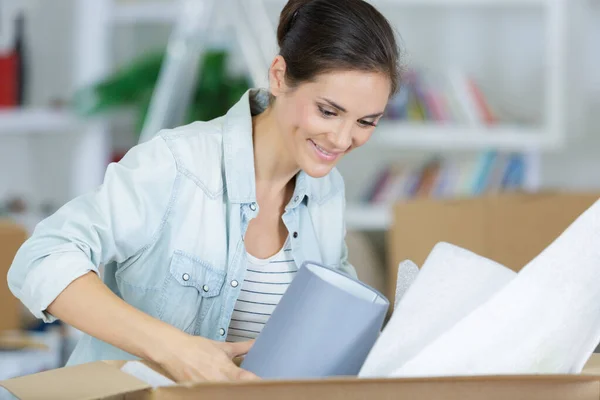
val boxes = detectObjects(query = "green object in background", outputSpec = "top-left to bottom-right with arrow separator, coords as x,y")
72,52 -> 165,116
72,49 -> 251,139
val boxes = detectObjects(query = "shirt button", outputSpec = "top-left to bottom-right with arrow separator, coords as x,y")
293,232 -> 298,239
250,202 -> 257,211
231,280 -> 239,288
182,273 -> 190,282
219,328 -> 226,336
294,196 -> 299,202
202,285 -> 209,292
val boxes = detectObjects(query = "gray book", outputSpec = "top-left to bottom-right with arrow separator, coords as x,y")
241,261 -> 389,379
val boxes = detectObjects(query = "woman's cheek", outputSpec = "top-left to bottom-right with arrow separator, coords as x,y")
353,129 -> 375,148
299,112 -> 327,137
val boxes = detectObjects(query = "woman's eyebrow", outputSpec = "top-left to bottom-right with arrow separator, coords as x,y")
319,97 -> 384,118
319,97 -> 347,112
362,112 -> 384,119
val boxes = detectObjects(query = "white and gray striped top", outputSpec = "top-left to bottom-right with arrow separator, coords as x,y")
226,238 -> 297,342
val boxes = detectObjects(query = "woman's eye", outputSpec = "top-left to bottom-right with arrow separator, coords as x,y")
319,106 -> 337,118
358,120 -> 376,128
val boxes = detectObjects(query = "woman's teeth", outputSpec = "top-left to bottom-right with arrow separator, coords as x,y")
314,142 -> 332,156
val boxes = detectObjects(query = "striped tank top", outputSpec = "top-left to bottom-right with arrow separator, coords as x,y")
226,237 -> 297,342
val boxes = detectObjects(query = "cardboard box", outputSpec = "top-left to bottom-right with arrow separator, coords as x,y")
0,331 -> 62,382
0,220 -> 28,333
387,192 -> 600,301
2,355 -> 600,400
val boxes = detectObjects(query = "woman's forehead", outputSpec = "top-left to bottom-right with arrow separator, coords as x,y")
297,70 -> 391,113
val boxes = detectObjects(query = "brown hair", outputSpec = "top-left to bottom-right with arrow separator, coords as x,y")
276,0 -> 402,96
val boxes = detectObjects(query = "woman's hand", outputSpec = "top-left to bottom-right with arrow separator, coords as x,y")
154,332 -> 260,382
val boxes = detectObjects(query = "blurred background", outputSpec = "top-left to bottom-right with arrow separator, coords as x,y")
0,0 -> 599,380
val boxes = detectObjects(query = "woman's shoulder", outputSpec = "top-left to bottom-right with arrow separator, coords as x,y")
159,117 -> 225,151
160,119 -> 225,161
155,118 -> 227,191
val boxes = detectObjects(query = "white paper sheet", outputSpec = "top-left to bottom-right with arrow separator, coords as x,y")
121,361 -> 176,387
394,260 -> 420,308
360,242 -> 515,377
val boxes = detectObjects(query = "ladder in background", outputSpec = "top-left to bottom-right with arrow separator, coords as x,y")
138,0 -> 277,144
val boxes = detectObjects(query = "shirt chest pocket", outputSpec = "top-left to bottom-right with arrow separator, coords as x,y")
156,250 -> 226,333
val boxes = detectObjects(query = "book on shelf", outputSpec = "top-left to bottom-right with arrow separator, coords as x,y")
385,68 -> 497,126
363,151 -> 526,204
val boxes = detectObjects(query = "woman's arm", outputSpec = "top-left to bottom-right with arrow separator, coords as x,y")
7,135 -> 257,382
47,272 -> 257,382
47,271 -> 177,363
8,135 -> 176,324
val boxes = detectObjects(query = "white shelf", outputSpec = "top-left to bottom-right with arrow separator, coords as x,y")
112,2 -> 178,24
263,0 -> 547,7
0,109 -> 81,135
370,122 -> 561,151
345,204 -> 392,231
110,0 -> 548,26
372,0 -> 547,6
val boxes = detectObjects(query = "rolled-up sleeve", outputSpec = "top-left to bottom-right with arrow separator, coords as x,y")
7,134 -> 177,322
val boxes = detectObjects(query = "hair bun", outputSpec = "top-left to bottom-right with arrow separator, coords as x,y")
277,0 -> 312,47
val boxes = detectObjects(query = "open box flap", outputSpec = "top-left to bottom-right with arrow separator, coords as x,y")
150,355 -> 600,400
0,361 -> 151,400
150,373 -> 600,400
2,354 -> 600,399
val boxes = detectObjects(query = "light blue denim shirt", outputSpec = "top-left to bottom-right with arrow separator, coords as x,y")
7,89 -> 356,366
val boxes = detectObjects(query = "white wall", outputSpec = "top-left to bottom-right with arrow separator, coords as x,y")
1,0 -> 599,210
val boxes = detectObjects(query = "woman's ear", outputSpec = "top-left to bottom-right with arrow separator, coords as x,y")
268,55 -> 287,98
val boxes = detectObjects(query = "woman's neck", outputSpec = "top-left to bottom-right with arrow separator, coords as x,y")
252,106 -> 299,200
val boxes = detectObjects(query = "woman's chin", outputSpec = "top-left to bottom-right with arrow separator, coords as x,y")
300,161 -> 336,179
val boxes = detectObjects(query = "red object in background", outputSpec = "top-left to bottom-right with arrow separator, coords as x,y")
0,52 -> 18,108
111,151 -> 128,164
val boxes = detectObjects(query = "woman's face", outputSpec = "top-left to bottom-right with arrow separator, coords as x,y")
270,59 -> 391,178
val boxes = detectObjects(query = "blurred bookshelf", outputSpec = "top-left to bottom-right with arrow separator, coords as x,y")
345,151 -> 528,230
371,67 -> 562,151
1,0 -> 568,234
342,0 -> 568,231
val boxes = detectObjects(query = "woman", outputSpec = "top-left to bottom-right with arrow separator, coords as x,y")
8,0 -> 400,383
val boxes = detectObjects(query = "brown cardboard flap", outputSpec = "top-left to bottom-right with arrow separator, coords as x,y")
0,220 -> 29,332
583,354 -> 600,375
153,374 -> 600,400
0,361 -> 151,400
387,192 -> 600,301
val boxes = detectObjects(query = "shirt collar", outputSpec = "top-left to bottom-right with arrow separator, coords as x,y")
222,89 -> 313,207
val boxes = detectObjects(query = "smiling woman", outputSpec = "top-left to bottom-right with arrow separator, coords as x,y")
261,70 -> 391,178
264,0 -> 400,178
7,0 -> 402,384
